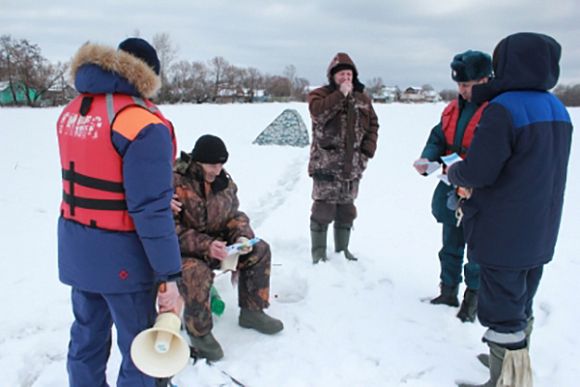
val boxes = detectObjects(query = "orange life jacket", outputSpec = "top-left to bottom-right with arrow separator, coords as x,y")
441,99 -> 488,157
57,93 -> 176,231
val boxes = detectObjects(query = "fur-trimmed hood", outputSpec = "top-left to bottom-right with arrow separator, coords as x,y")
69,42 -> 161,98
325,52 -> 365,93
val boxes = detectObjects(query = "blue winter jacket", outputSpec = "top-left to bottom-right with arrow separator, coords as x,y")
448,33 -> 573,269
58,44 -> 181,293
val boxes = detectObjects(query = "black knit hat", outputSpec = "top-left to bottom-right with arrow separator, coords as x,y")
118,37 -> 161,75
191,134 -> 229,164
451,50 -> 492,82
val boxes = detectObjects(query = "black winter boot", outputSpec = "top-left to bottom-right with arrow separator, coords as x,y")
430,283 -> 459,307
334,223 -> 357,261
456,288 -> 478,322
189,332 -> 224,361
310,220 -> 328,264
239,308 -> 284,334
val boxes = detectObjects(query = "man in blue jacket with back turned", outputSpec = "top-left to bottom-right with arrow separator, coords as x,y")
449,33 -> 573,386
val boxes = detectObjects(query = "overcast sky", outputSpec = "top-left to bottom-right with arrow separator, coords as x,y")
2,0 -> 579,90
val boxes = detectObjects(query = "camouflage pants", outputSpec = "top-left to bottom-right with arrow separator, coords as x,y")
311,177 -> 360,202
179,240 -> 272,337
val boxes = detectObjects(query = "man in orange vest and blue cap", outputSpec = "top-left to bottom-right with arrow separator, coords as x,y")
57,38 -> 182,386
413,50 -> 492,323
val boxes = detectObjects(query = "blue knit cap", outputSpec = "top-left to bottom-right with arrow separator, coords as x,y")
451,50 -> 492,82
118,37 -> 161,75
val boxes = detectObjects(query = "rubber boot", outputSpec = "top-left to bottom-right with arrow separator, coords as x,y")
458,342 -> 505,387
478,316 -> 534,369
189,332 -> 224,361
310,220 -> 328,264
457,288 -> 478,322
334,223 -> 357,261
430,283 -> 459,306
239,308 -> 284,334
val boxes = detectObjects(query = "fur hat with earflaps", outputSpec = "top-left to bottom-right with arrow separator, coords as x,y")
451,50 -> 493,82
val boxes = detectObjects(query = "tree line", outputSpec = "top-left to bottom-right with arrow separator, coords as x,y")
0,33 -> 310,107
1,33 -> 579,107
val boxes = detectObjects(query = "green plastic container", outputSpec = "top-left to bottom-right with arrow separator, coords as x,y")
210,286 -> 225,316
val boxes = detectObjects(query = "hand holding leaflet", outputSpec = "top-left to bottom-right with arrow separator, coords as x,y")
438,153 -> 463,185
413,159 -> 441,175
440,152 -> 463,167
221,237 -> 261,271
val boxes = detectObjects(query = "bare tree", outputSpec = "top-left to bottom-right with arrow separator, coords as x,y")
264,75 -> 291,99
169,60 -> 212,104
282,64 -> 309,101
554,83 -> 580,107
208,56 -> 229,101
366,77 -> 385,96
152,32 -> 178,102
238,67 -> 264,102
0,34 -> 64,106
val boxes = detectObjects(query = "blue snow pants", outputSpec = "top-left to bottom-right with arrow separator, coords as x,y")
439,223 -> 480,289
478,265 -> 543,348
67,288 -> 156,387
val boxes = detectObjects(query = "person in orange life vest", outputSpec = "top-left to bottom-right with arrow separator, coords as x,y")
57,38 -> 182,387
413,50 -> 491,323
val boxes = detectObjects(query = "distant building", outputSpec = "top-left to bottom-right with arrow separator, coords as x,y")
422,89 -> 442,103
0,81 -> 39,106
399,86 -> 441,103
243,88 -> 270,103
215,87 -> 270,103
42,77 -> 77,106
215,86 -> 244,103
371,86 -> 400,103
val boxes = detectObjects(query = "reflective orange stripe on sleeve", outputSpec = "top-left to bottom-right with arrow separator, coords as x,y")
112,106 -> 163,141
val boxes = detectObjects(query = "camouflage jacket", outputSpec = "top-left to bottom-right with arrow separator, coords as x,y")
173,153 -> 254,263
307,87 -> 379,181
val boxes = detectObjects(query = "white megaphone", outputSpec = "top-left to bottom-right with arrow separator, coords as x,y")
130,312 -> 190,378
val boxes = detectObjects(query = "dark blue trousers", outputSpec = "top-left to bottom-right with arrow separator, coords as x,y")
478,265 -> 543,340
67,288 -> 156,387
439,223 -> 480,289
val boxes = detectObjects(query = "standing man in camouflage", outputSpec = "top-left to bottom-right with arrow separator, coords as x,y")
308,52 -> 379,264
173,134 -> 283,361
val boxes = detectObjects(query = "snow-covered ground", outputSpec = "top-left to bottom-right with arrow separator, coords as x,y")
1,102 -> 578,386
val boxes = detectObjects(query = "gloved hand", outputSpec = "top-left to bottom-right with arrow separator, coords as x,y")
236,237 -> 253,255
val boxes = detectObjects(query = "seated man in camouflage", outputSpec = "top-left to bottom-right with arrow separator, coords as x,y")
173,134 -> 283,361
